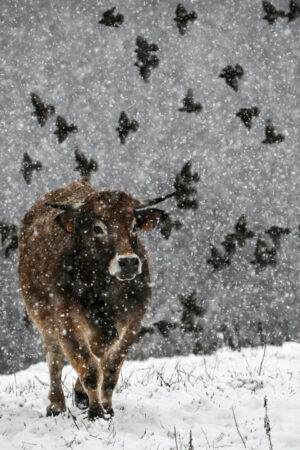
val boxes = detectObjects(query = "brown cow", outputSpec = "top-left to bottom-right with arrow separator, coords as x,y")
18,177 -> 173,420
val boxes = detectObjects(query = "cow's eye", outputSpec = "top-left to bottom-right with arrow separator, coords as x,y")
132,222 -> 138,233
93,225 -> 105,235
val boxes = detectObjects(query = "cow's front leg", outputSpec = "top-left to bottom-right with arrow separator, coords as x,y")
101,320 -> 142,416
57,320 -> 106,421
101,358 -> 125,416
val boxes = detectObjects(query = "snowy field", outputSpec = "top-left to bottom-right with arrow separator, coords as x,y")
0,343 -> 299,449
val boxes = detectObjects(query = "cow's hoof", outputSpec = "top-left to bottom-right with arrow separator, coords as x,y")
74,389 -> 89,410
104,406 -> 114,418
88,402 -> 107,421
46,402 -> 66,417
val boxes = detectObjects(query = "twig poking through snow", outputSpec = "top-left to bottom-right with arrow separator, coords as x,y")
264,396 -> 274,450
174,425 -> 179,450
67,408 -> 79,430
34,375 -> 48,387
258,344 -> 267,376
201,428 -> 211,448
188,430 -> 194,450
231,406 -> 246,448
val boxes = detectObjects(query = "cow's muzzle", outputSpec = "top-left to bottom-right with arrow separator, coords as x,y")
109,254 -> 142,281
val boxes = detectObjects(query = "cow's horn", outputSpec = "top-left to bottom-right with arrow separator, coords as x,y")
135,192 -> 176,210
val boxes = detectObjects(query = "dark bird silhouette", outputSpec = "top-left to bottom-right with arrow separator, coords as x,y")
251,236 -> 277,273
219,64 -> 244,92
262,1 -> 286,24
98,7 -> 124,27
0,221 -> 18,257
116,111 -> 139,144
227,215 -> 255,247
262,119 -> 284,144
286,0 -> 300,21
134,36 -> 159,82
20,152 -> 42,185
54,116 -> 78,143
265,226 -> 291,247
236,107 -> 260,130
178,89 -> 202,113
207,216 -> 254,270
153,320 -> 177,338
179,291 -> 205,333
137,325 -> 155,340
174,161 -> 200,209
160,216 -> 182,239
31,93 -> 55,127
74,148 -> 98,178
207,238 -> 236,271
23,310 -> 33,329
174,3 -> 197,35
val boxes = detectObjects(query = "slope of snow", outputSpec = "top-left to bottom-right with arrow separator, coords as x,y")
0,342 -> 299,449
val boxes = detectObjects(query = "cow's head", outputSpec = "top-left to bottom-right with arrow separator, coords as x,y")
46,191 -> 172,281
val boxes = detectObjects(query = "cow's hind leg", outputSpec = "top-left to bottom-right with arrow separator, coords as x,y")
74,377 -> 89,410
44,338 -> 66,417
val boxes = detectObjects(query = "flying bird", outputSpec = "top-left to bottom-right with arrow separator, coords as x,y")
0,221 -> 18,257
116,111 -> 139,144
160,216 -> 182,239
236,107 -> 260,130
173,161 -> 200,209
251,236 -> 277,273
227,215 -> 255,247
262,1 -> 286,24
179,291 -> 205,333
178,89 -> 202,113
174,3 -> 197,35
98,7 -> 124,27
20,152 -> 42,185
219,64 -> 244,92
265,226 -> 291,247
153,320 -> 177,338
286,0 -> 300,21
54,116 -> 78,143
31,93 -> 55,127
262,119 -> 284,144
74,148 -> 98,178
207,238 -> 236,271
137,326 -> 155,340
134,36 -> 159,82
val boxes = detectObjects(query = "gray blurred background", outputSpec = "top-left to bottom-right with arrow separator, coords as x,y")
0,0 -> 299,373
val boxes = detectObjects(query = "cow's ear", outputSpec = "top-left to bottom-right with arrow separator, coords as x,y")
135,208 -> 167,232
55,212 -> 78,234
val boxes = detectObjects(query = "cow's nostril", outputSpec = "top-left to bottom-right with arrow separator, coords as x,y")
118,257 -> 140,270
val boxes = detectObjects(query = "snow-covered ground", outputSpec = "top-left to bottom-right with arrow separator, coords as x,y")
0,343 -> 299,449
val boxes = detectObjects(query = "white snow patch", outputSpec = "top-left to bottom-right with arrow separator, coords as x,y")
0,342 -> 300,449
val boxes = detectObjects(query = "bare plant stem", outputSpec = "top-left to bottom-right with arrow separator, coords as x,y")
174,425 -> 179,450
201,428 -> 211,448
188,429 -> 194,450
231,406 -> 246,448
258,344 -> 267,376
264,396 -> 274,450
67,408 -> 79,430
